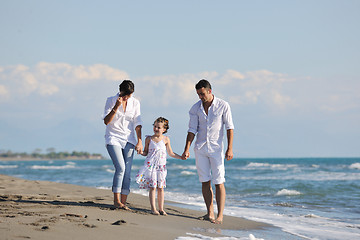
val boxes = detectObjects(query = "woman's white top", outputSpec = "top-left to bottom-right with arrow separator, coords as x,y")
103,93 -> 142,148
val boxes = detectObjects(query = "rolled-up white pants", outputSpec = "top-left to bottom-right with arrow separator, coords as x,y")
194,145 -> 225,185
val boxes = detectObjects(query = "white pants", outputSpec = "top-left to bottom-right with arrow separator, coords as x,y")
194,145 -> 225,184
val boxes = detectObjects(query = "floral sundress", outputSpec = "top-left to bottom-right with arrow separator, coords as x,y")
136,137 -> 167,189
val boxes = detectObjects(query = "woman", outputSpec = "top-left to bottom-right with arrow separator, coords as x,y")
103,80 -> 143,209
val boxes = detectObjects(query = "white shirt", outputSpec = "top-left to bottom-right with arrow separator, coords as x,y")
188,96 -> 234,153
103,93 -> 142,148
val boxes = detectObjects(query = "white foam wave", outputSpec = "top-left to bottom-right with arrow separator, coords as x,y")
244,162 -> 298,170
170,164 -> 197,170
275,189 -> 301,196
0,165 -> 18,169
349,163 -> 360,170
238,171 -> 360,181
175,232 -> 263,240
181,171 -> 196,176
106,169 -> 114,173
29,164 -> 76,170
224,205 -> 360,240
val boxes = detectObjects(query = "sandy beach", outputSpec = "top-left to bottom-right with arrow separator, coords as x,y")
0,174 -> 268,240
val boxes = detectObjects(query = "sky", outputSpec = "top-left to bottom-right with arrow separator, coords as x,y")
1,0 -> 359,158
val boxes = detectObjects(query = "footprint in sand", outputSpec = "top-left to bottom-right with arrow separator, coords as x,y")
112,220 -> 126,225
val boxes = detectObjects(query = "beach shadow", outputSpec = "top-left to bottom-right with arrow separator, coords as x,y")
0,194 -> 199,220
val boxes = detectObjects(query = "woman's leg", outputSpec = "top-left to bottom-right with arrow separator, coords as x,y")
120,142 -> 135,204
106,144 -> 125,207
149,188 -> 159,215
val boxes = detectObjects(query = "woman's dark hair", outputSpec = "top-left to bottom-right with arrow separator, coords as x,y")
119,80 -> 135,96
154,117 -> 169,134
195,79 -> 212,90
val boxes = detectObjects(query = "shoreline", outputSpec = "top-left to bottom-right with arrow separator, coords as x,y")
0,157 -> 106,161
0,174 -> 270,240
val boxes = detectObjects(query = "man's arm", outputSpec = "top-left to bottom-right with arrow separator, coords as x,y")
225,129 -> 234,161
182,132 -> 195,160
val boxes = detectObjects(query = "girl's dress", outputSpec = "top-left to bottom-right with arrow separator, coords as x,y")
136,137 -> 167,189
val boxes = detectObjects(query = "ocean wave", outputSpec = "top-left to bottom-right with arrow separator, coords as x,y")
0,165 -> 18,169
176,232 -> 264,240
275,189 -> 301,196
170,164 -> 197,171
237,171 -> 360,181
29,164 -> 76,170
180,171 -> 196,176
243,162 -> 298,170
349,163 -> 360,170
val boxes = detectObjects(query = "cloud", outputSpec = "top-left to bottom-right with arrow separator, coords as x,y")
0,84 -> 9,102
132,69 -> 295,109
0,62 -> 129,99
2,62 -> 357,116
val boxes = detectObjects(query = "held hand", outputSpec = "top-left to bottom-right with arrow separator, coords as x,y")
181,150 -> 190,160
135,141 -> 143,155
225,148 -> 233,161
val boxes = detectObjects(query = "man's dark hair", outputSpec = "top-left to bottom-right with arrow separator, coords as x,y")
119,80 -> 135,96
195,79 -> 212,90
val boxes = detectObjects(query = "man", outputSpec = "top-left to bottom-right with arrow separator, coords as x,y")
182,79 -> 234,224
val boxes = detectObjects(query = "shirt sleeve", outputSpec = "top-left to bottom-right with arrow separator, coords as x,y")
133,99 -> 142,127
188,104 -> 199,134
102,97 -> 113,120
223,102 -> 234,130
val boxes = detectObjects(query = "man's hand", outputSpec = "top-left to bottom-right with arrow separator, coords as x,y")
225,148 -> 233,161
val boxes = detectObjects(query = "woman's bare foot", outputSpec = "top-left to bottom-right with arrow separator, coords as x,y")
114,202 -> 130,210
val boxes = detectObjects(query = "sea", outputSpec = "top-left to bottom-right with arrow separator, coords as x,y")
1,157 -> 359,240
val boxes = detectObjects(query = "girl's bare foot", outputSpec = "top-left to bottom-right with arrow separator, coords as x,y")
159,210 -> 167,216
151,210 -> 160,215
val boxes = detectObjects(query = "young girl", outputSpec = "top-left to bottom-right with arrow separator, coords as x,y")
135,117 -> 183,215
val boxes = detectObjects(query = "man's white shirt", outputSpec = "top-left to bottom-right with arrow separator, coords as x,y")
188,96 -> 234,153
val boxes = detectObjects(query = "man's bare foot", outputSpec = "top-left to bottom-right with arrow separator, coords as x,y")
198,214 -> 215,222
211,217 -> 223,224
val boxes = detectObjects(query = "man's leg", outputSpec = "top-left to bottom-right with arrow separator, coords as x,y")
202,180 -> 215,220
215,183 -> 226,224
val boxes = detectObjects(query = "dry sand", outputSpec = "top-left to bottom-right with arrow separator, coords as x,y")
0,174 -> 269,240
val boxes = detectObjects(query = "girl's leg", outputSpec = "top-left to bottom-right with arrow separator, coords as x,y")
157,188 -> 167,216
149,188 -> 159,215
120,142 -> 135,204
106,145 -> 126,207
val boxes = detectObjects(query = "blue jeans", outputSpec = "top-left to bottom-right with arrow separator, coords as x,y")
106,143 -> 135,195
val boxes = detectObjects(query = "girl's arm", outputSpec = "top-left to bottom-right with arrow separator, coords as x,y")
165,136 -> 183,160
141,136 -> 151,156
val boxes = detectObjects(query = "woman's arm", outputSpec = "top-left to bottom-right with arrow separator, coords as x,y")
104,96 -> 122,125
165,137 -> 183,160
